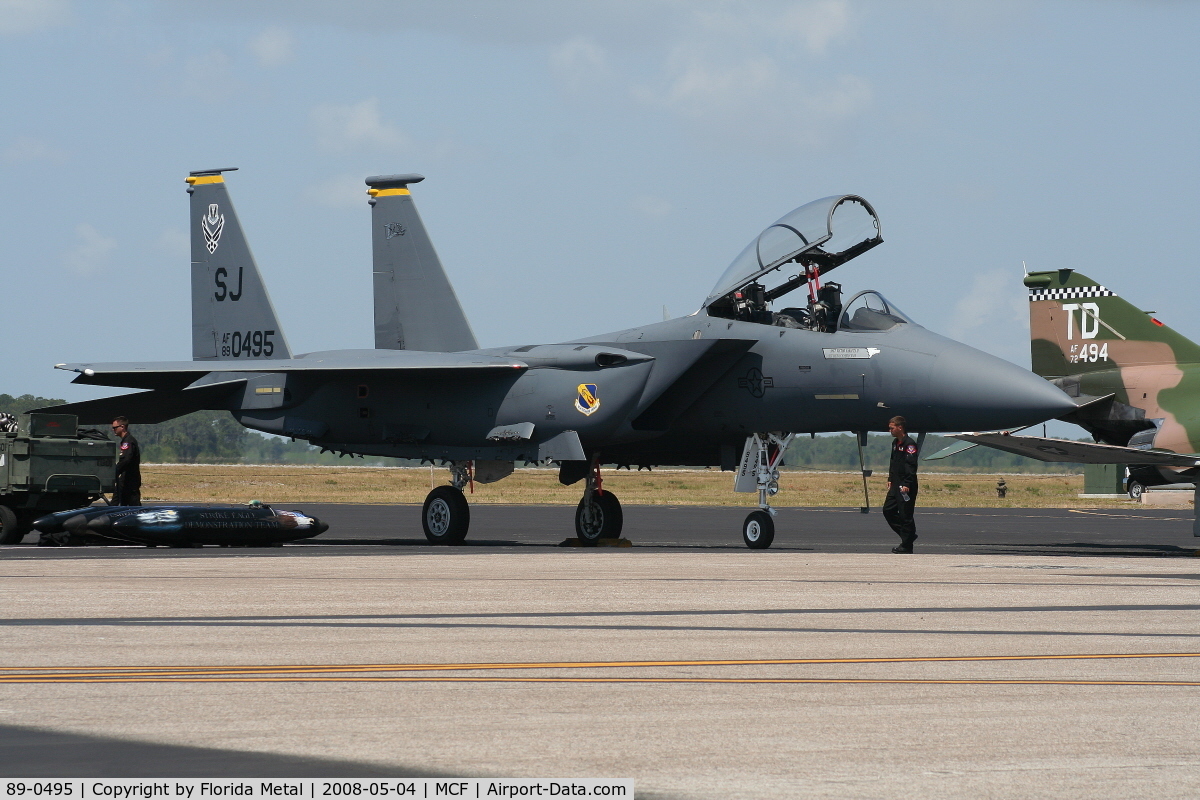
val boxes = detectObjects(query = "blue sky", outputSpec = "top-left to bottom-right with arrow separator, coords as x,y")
3,1 -> 1198,424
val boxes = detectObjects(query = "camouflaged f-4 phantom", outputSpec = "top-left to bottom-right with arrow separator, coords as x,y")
931,268 -> 1200,533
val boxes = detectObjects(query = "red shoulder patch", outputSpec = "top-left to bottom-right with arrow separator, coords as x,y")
120,442 -> 129,450
906,445 -> 917,454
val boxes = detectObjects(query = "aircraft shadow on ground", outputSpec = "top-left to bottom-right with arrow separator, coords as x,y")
0,723 -> 445,778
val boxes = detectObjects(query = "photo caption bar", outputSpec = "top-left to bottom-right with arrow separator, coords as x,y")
3,781 -> 633,799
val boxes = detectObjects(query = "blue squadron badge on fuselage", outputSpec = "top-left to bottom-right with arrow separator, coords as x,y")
575,383 -> 600,416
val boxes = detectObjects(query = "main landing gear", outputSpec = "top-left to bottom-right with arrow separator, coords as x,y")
574,455 -> 623,545
422,462 -> 471,544
735,433 -> 795,549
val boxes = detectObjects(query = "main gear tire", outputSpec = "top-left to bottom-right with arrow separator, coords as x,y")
0,505 -> 24,544
742,510 -> 774,549
1128,481 -> 1145,500
575,491 -> 623,545
422,485 -> 470,544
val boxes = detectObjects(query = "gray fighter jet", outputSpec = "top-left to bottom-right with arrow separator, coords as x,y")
45,169 -> 1074,548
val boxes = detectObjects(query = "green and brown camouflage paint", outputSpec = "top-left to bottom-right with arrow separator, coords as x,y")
1026,268 -> 1200,458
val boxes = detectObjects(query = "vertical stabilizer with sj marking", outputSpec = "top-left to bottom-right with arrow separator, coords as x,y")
187,168 -> 292,362
366,174 -> 478,352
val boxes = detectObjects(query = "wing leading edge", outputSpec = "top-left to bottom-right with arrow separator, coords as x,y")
56,351 -> 529,391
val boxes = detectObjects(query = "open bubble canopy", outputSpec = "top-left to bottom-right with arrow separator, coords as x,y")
703,195 -> 882,308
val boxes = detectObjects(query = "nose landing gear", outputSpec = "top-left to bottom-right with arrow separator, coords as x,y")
421,461 -> 472,544
735,432 -> 794,549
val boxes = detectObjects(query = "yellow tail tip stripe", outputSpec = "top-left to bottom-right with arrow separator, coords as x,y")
185,175 -> 225,185
367,187 -> 411,197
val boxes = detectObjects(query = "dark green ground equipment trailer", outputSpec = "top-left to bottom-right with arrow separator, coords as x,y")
0,413 -> 117,543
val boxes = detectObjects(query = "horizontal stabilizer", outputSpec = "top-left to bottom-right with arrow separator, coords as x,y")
57,350 -> 528,391
949,432 -> 1200,467
924,423 -> 1037,461
33,380 -> 247,425
923,438 -> 982,462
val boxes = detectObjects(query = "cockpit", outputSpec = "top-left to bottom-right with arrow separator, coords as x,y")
703,195 -> 904,333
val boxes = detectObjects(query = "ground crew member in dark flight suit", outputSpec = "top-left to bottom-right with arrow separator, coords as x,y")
112,416 -> 142,506
883,415 -> 918,553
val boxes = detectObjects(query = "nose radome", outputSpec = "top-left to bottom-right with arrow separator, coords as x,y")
928,341 -> 1077,431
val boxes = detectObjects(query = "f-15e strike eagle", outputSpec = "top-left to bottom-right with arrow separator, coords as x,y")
46,169 -> 1074,547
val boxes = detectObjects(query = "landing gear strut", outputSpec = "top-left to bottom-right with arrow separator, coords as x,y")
735,433 -> 795,549
575,455 -> 622,545
422,462 -> 471,544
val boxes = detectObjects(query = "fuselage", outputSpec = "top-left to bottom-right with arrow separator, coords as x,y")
232,302 -> 1075,467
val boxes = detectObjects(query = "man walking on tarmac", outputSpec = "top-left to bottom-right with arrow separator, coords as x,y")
884,415 -> 919,553
111,416 -> 142,506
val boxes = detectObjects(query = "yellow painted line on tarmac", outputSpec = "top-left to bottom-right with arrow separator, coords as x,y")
0,675 -> 1195,686
0,652 -> 1197,682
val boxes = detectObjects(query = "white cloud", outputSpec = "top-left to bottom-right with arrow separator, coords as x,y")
550,36 -> 611,92
302,173 -> 372,209
0,0 -> 72,35
156,227 -> 189,261
250,26 -> 293,68
634,46 -> 871,149
691,0 -> 852,56
180,49 -> 236,98
62,223 -> 117,276
3,136 -> 68,164
948,268 -> 1029,344
632,195 -> 672,219
522,0 -> 867,150
311,98 -> 407,152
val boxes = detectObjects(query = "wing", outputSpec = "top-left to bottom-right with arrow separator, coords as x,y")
33,380 -> 247,425
948,432 -> 1200,467
56,350 -> 528,391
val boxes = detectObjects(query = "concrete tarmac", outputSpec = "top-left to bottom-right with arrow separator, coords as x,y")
2,505 -> 1199,798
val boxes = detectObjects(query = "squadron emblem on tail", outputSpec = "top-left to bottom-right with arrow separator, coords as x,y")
202,203 -> 225,253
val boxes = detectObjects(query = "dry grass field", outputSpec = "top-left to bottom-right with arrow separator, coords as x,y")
140,464 -> 1136,509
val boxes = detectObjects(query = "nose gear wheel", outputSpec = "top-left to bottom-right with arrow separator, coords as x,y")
742,510 -> 774,549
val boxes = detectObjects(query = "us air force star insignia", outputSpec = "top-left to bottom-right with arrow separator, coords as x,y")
575,383 -> 600,416
201,203 -> 225,254
737,367 -> 774,398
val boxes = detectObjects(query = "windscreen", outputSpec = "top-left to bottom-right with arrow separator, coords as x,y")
704,195 -> 880,308
839,290 -> 914,331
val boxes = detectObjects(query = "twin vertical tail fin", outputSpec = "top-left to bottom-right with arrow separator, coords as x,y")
1026,268 -> 1200,379
187,168 -> 291,361
366,174 -> 478,352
